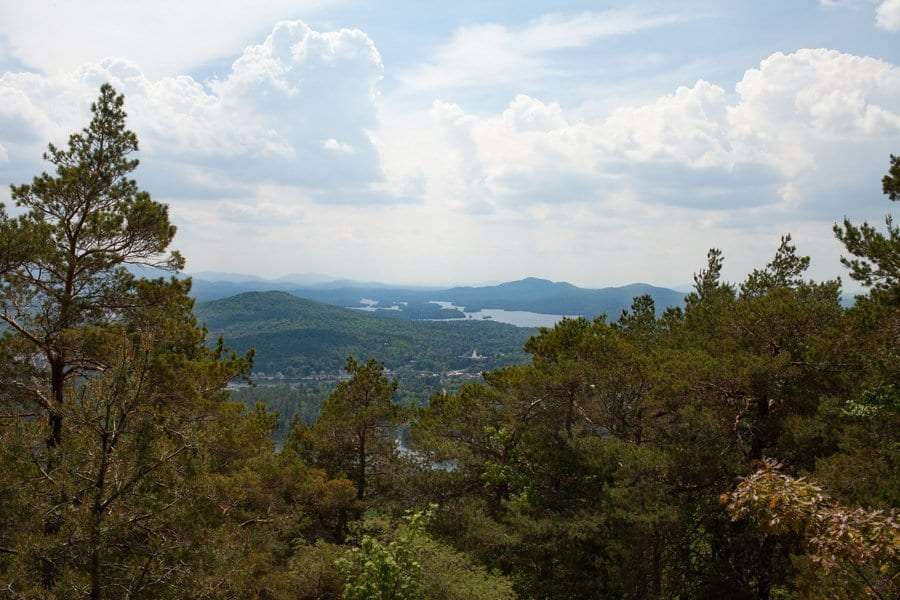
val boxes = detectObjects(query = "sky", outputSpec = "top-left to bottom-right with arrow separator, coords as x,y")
1,0 -> 899,288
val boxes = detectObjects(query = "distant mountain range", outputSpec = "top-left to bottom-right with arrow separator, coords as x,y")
187,274 -> 861,381
429,278 -> 685,316
185,273 -> 687,320
187,271 -> 438,290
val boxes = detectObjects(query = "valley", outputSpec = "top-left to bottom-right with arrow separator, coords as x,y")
195,278 -> 688,427
190,274 -> 687,320
195,291 -> 536,419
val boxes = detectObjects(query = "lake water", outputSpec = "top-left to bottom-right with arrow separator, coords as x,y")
350,298 -> 402,311
429,301 -> 577,328
347,299 -> 577,328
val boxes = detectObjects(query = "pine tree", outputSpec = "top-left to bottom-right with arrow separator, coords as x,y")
833,154 -> 900,303
311,357 -> 402,500
0,84 -> 183,449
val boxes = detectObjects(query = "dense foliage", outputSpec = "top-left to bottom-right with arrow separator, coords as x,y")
1,86 -> 897,599
195,291 -> 533,375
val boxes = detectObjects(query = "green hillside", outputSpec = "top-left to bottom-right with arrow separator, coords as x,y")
430,278 -> 686,314
195,291 -> 535,376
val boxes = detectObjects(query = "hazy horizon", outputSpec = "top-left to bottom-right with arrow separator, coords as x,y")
182,269 -> 873,297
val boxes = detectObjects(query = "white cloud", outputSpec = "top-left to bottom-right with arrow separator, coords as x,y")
602,80 -> 731,168
381,49 -> 900,216
818,0 -> 868,7
323,139 -> 356,154
400,9 -> 683,90
819,0 -> 900,31
876,0 -> 900,30
730,50 -> 900,154
83,42 -> 899,286
0,20 -> 390,203
0,0 -> 345,77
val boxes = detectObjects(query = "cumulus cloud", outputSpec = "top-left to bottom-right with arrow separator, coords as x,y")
818,0 -> 868,7
3,32 -> 897,226
323,139 -> 356,154
385,49 -> 900,214
819,0 -> 900,31
0,20 -> 393,205
876,0 -> 900,30
400,9 -> 684,90
0,0 -> 345,77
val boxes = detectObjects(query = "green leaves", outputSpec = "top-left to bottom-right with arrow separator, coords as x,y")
0,84 -> 258,597
833,155 -> 900,303
742,234 -> 812,297
882,154 -> 900,201
2,82 -> 181,325
0,83 -> 187,457
689,247 -> 729,303
304,356 -> 405,501
336,507 -> 435,600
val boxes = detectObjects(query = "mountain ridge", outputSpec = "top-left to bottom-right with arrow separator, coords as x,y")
189,274 -> 687,319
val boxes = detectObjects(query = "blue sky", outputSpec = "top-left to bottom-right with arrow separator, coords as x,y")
1,0 -> 898,287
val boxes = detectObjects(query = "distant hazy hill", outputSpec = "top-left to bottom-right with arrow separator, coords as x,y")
430,278 -> 686,316
287,278 -> 684,318
190,271 -> 271,283
190,274 -> 685,319
195,291 -> 533,376
188,274 -> 437,301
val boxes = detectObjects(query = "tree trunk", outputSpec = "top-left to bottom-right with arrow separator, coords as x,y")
749,394 -> 769,461
564,387 -> 574,439
48,356 -> 65,448
90,432 -> 110,600
89,519 -> 102,600
490,446 -> 511,513
756,537 -> 773,600
651,529 -> 662,597
41,356 -> 66,589
356,430 -> 366,500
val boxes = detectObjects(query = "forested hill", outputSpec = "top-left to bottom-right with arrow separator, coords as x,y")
195,291 -> 534,376
190,275 -> 686,318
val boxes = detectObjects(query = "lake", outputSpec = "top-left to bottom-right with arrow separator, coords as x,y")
428,301 -> 577,328
350,298 -> 402,311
